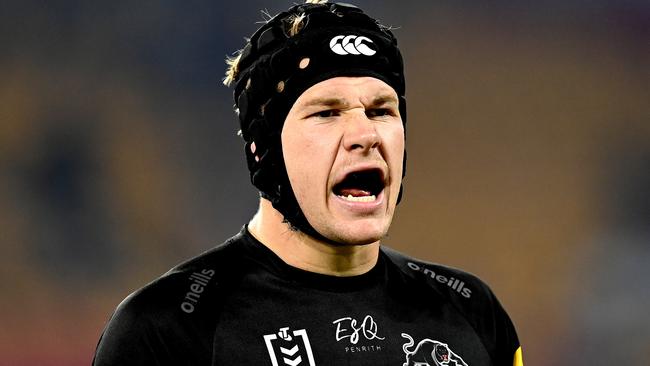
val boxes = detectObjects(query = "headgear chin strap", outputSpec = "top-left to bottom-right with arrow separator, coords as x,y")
227,2 -> 407,242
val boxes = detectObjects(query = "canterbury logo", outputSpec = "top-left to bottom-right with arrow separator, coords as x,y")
329,35 -> 376,56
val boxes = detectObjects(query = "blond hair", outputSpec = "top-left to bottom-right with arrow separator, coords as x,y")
223,0 -> 326,86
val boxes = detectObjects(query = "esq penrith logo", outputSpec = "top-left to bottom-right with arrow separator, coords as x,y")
332,314 -> 385,354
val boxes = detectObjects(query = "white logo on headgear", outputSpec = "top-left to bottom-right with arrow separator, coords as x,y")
329,35 -> 376,56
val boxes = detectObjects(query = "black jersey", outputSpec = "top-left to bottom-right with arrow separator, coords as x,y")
93,227 -> 522,366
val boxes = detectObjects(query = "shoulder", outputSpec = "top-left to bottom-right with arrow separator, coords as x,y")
94,233 -> 247,365
122,232 -> 244,317
381,245 -> 486,302
381,246 -> 521,364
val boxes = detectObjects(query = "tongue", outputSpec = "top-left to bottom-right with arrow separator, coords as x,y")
338,188 -> 371,197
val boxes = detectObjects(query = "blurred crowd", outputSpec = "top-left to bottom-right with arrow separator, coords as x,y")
0,1 -> 648,365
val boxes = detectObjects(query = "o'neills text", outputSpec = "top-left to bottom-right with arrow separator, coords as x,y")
181,269 -> 215,313
407,262 -> 472,298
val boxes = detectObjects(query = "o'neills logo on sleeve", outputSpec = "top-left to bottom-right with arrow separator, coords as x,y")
180,268 -> 215,313
407,262 -> 472,298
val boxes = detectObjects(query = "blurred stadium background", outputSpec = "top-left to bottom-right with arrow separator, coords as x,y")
1,1 -> 648,365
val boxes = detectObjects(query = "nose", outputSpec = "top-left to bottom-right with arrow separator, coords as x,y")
342,112 -> 380,153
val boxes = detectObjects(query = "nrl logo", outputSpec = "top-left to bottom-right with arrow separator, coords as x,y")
401,333 -> 469,366
263,327 -> 316,366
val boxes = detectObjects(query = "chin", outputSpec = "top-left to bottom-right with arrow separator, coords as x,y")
321,221 -> 389,246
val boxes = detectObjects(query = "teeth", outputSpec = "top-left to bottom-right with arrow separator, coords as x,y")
339,194 -> 376,202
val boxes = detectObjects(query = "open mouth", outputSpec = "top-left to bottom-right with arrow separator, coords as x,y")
332,169 -> 385,203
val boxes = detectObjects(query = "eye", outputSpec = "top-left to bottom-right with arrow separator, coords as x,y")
366,108 -> 393,118
310,109 -> 340,118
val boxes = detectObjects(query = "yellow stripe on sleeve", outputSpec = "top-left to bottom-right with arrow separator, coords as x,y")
513,346 -> 524,366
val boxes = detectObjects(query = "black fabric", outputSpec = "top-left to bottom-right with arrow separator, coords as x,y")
93,227 -> 520,366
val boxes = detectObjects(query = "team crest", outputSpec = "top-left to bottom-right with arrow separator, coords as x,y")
401,333 -> 469,366
263,327 -> 316,366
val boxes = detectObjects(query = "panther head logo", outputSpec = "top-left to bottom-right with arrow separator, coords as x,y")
401,333 -> 468,366
434,344 -> 450,364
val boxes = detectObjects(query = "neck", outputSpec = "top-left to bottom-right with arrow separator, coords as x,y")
247,198 -> 380,277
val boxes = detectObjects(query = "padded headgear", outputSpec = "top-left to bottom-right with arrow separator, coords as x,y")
227,2 -> 406,240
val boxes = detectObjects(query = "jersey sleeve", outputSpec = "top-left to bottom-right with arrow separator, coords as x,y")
474,279 -> 522,366
92,270 -> 220,366
381,247 -> 523,365
93,239 -> 238,366
92,292 -> 168,366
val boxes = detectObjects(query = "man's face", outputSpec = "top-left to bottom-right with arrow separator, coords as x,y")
281,76 -> 404,245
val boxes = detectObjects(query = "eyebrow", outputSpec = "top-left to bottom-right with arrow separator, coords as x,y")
301,97 -> 349,109
301,94 -> 398,109
370,94 -> 398,106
